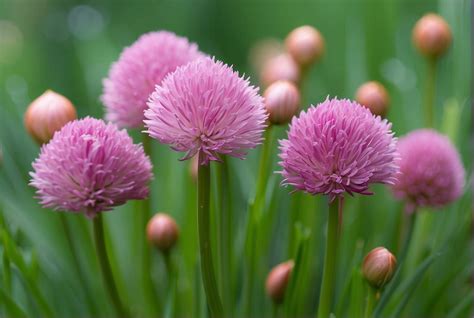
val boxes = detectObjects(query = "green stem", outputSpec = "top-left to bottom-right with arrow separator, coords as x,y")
244,127 -> 273,316
93,215 -> 129,318
217,158 -> 233,314
373,210 -> 417,317
197,152 -> 223,317
364,286 -> 376,318
317,197 -> 341,318
141,134 -> 159,314
272,303 -> 279,318
163,252 -> 176,317
59,214 -> 97,314
423,57 -> 437,127
252,127 -> 273,219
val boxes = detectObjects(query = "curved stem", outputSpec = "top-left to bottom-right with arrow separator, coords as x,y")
93,215 -> 129,318
197,152 -> 223,317
423,57 -> 437,127
317,197 -> 341,318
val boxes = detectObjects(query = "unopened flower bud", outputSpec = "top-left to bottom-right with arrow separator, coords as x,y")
355,81 -> 390,117
265,260 -> 294,304
260,54 -> 300,87
24,90 -> 77,144
285,25 -> 325,67
147,213 -> 179,253
264,81 -> 300,125
248,38 -> 285,74
412,13 -> 452,58
362,247 -> 397,289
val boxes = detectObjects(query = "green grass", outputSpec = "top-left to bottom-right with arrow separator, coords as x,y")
0,0 -> 472,317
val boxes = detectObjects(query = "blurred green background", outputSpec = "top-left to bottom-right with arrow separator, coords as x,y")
0,0 -> 471,317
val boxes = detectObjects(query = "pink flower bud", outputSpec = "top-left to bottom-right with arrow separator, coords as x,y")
412,13 -> 452,58
264,81 -> 300,125
355,81 -> 390,117
265,260 -> 294,304
260,54 -> 300,88
147,213 -> 179,252
248,38 -> 285,74
24,90 -> 77,144
362,247 -> 397,289
285,25 -> 325,67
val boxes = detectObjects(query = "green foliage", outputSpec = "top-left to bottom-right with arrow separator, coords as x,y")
0,0 -> 471,317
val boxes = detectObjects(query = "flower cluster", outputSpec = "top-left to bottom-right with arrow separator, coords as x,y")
145,57 -> 268,165
279,98 -> 399,199
30,117 -> 152,218
392,129 -> 464,211
102,31 -> 203,128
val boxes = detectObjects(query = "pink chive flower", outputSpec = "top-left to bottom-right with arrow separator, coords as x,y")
279,98 -> 399,199
30,117 -> 152,218
144,57 -> 268,165
392,129 -> 465,211
102,31 -> 203,128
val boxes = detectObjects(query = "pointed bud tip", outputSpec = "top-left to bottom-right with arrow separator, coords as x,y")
265,260 -> 294,304
355,81 -> 390,117
362,247 -> 397,289
285,25 -> 325,67
147,213 -> 179,252
413,13 -> 452,58
24,90 -> 77,144
264,81 -> 301,125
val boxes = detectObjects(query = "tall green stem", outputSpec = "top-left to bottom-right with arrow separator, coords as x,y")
93,215 -> 129,318
364,286 -> 376,318
245,127 -> 273,316
198,152 -> 223,317
252,127 -> 273,220
317,197 -> 341,318
423,57 -> 437,127
217,158 -> 233,314
59,215 -> 97,314
141,134 -> 159,314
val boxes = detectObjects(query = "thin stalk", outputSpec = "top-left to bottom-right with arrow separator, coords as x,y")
217,158 -> 233,314
163,252 -> 176,317
93,214 -> 129,318
423,57 -> 437,127
244,221 -> 257,317
317,197 -> 341,318
197,152 -> 223,317
252,127 -> 274,220
364,286 -> 376,318
140,134 -> 159,314
59,214 -> 97,314
244,127 -> 274,316
272,303 -> 279,318
373,210 -> 417,317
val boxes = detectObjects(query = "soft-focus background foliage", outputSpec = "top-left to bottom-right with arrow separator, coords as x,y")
0,0 -> 471,317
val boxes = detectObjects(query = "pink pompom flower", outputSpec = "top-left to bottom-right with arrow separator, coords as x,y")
102,31 -> 203,128
392,129 -> 465,211
279,97 -> 399,200
30,117 -> 153,218
144,57 -> 268,165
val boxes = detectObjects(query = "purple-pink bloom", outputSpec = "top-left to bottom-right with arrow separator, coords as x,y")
102,31 -> 203,128
30,117 -> 153,218
392,129 -> 464,211
279,97 -> 399,200
144,57 -> 268,165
